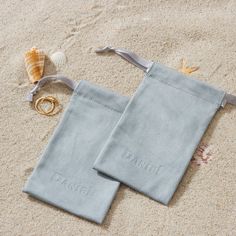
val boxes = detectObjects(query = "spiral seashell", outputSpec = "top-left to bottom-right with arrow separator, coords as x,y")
24,47 -> 45,84
50,51 -> 67,71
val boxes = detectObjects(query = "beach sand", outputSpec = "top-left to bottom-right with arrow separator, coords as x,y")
0,0 -> 235,235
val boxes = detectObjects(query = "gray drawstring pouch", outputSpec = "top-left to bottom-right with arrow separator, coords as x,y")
93,46 -> 236,205
23,75 -> 128,224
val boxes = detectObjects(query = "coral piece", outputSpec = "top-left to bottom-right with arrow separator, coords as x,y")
191,143 -> 214,166
179,58 -> 199,75
24,47 -> 45,83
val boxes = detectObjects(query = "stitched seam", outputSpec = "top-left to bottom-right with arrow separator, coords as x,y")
148,76 -> 222,107
74,92 -> 123,113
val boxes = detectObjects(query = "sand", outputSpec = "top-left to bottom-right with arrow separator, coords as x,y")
0,0 -> 236,235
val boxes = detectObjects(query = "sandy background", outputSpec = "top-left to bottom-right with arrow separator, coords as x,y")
0,0 -> 236,235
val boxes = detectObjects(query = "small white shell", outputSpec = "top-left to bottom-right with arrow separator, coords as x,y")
50,51 -> 67,70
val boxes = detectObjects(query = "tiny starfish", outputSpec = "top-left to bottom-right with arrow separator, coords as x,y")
178,58 -> 199,75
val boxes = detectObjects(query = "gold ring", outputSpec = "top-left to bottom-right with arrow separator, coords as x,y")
34,96 -> 62,116
35,97 -> 55,115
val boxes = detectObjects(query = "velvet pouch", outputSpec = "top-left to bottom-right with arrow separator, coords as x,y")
23,76 -> 128,223
93,47 -> 236,205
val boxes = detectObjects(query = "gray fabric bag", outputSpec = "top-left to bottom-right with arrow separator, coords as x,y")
93,46 -> 236,205
23,75 -> 128,224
